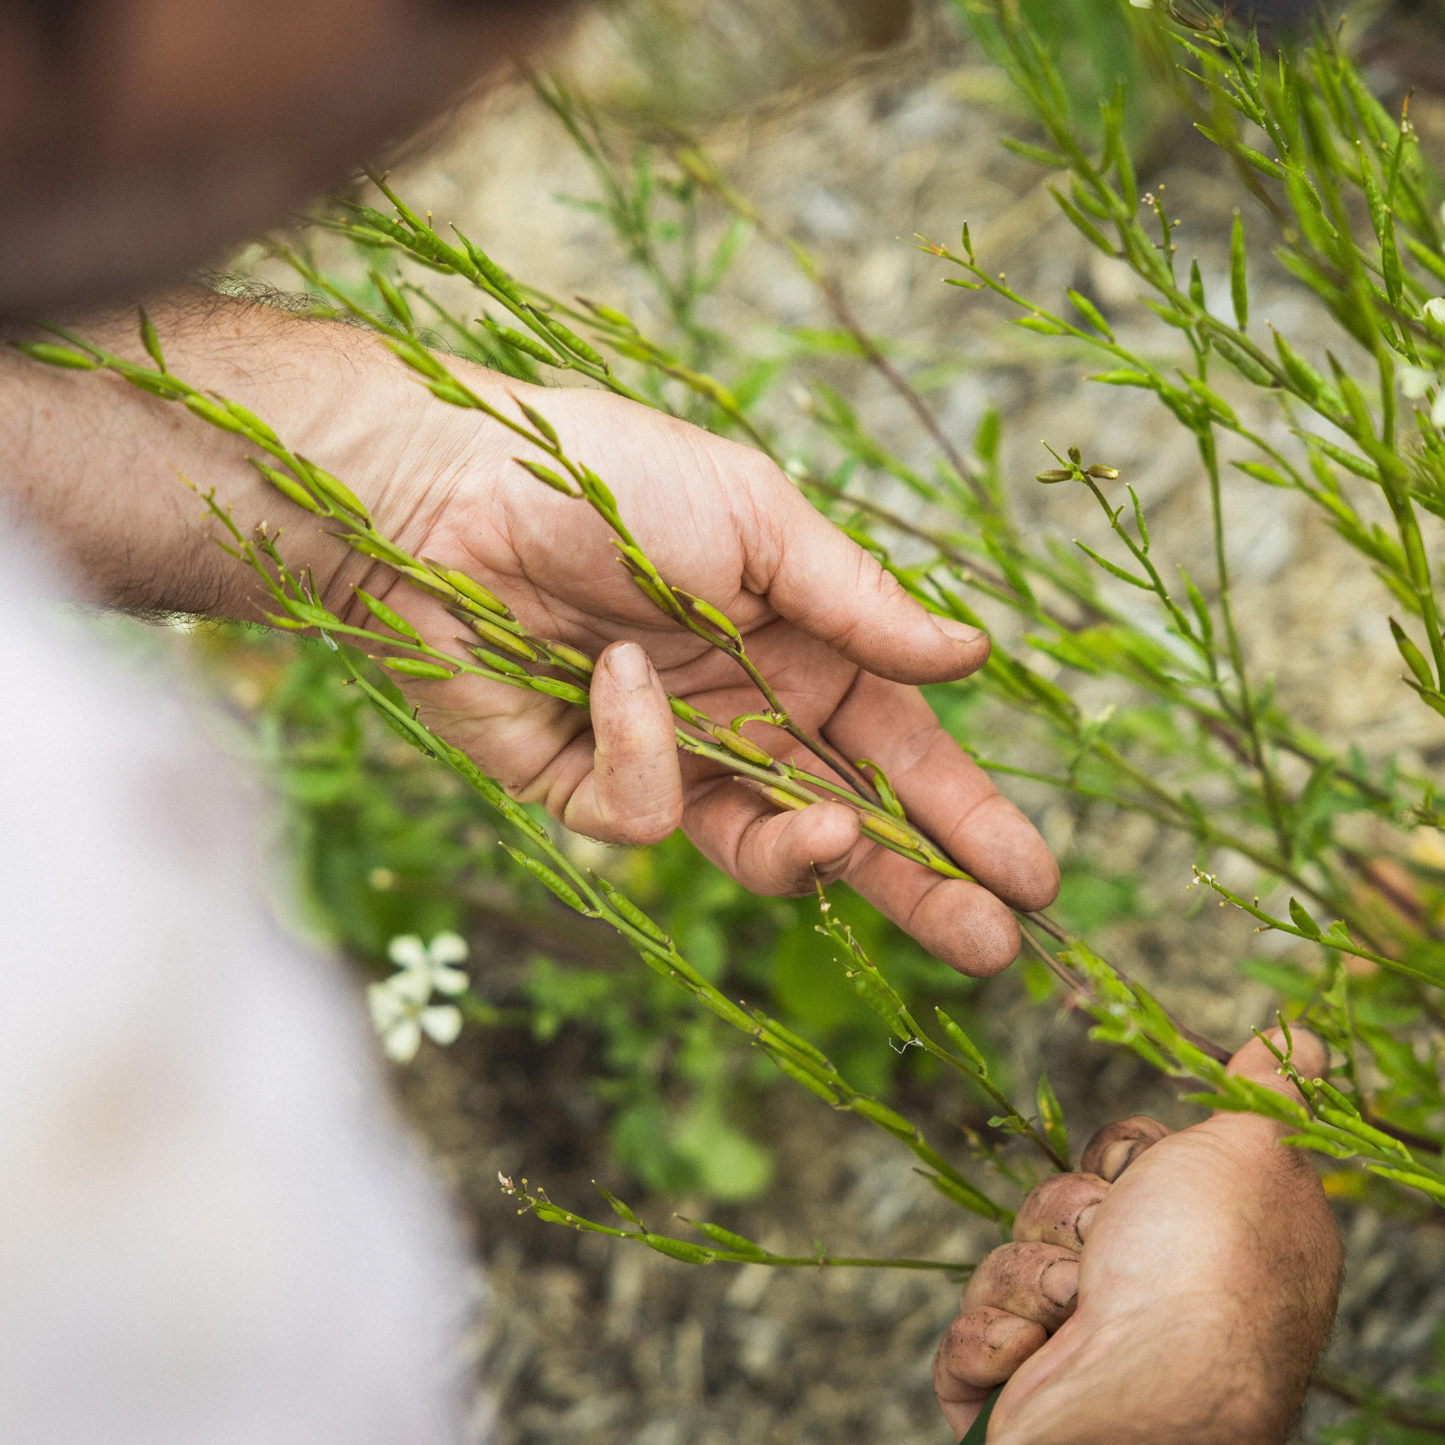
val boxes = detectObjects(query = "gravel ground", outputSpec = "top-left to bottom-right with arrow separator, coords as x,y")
296,1 -> 1445,1438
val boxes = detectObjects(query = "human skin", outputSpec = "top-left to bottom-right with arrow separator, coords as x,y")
0,0 -> 1337,1428
933,1030 -> 1344,1442
0,296 -> 1058,974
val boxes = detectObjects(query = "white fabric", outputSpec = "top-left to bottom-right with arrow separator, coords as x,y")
0,530 -> 472,1445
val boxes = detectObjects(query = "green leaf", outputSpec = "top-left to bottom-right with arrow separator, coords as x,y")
1073,540 -> 1152,589
1036,1072 -> 1070,1166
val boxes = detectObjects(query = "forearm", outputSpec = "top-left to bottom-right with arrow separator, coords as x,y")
0,292 -> 461,617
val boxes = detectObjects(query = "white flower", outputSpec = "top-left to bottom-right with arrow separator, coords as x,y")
388,930 -> 469,996
1400,364 -> 1436,399
1423,297 -> 1445,328
368,932 -> 470,1063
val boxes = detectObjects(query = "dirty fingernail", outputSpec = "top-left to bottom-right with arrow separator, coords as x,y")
1076,1201 -> 1100,1243
606,641 -> 651,691
984,1312 -> 1032,1349
931,615 -> 986,645
1041,1258 -> 1079,1307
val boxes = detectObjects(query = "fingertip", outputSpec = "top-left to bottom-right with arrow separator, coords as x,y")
1228,1026 -> 1328,1094
916,882 -> 1021,977
733,799 -> 861,896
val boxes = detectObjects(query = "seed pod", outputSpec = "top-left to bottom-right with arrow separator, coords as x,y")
514,457 -> 577,496
466,614 -> 538,662
736,777 -> 809,812
421,560 -> 510,617
250,459 -> 324,515
713,727 -> 775,767
860,814 -> 922,851
1230,210 -> 1249,331
138,308 -> 167,372
183,394 -> 246,434
375,656 -> 457,680
545,642 -> 595,675
467,645 -> 529,678
482,318 -> 561,365
355,588 -> 422,643
529,676 -> 590,707
15,341 -> 98,369
685,593 -> 743,644
296,456 -> 369,522
454,229 -> 526,306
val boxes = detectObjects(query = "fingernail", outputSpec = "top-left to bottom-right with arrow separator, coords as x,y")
984,1313 -> 1031,1349
1098,1140 -> 1136,1182
1076,1201 -> 1100,1244
606,642 -> 651,691
931,615 -> 986,645
1041,1258 -> 1079,1307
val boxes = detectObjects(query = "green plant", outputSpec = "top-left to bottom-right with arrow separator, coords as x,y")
24,1 -> 1445,1431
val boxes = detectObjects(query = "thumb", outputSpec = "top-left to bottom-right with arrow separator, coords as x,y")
1225,1026 -> 1329,1106
754,473 -> 990,684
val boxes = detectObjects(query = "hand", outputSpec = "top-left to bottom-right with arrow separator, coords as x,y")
932,1030 -> 1343,1443
351,366 -> 1059,975
0,306 -> 1055,975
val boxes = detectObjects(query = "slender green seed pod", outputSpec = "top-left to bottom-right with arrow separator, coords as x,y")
544,642 -> 595,675
183,394 -> 247,434
482,318 -> 561,365
686,594 -> 744,643
503,846 -> 589,913
422,561 -> 509,617
454,229 -> 527,305
1230,210 -> 1249,331
713,727 -> 775,767
860,814 -> 923,851
375,655 -> 457,680
355,588 -> 421,643
1390,618 -> 1435,688
250,459 -> 324,515
514,457 -> 577,496
596,878 -> 670,943
466,614 -> 538,662
138,307 -> 167,372
529,676 -> 590,707
296,456 -> 369,521
534,312 -> 609,369
467,646 -> 530,678
14,341 -> 99,369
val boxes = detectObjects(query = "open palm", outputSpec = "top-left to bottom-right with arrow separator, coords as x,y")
357,377 -> 1058,975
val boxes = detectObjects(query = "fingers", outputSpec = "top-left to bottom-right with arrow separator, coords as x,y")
561,642 -> 684,845
1012,1172 -> 1111,1250
682,780 -> 862,896
745,465 -> 994,685
933,1306 -> 1048,1437
824,671 -> 1059,911
962,1241 -> 1080,1329
1078,1115 -> 1173,1182
842,843 -> 1023,976
1226,1026 -> 1328,1104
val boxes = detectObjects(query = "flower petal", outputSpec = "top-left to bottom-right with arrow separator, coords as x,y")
368,981 -> 408,1030
383,1019 -> 422,1063
388,934 -> 428,970
428,931 -> 469,966
389,969 -> 433,1005
434,965 -> 469,996
420,1005 -> 463,1047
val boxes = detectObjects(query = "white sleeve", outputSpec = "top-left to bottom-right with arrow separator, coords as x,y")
0,530 -> 475,1445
